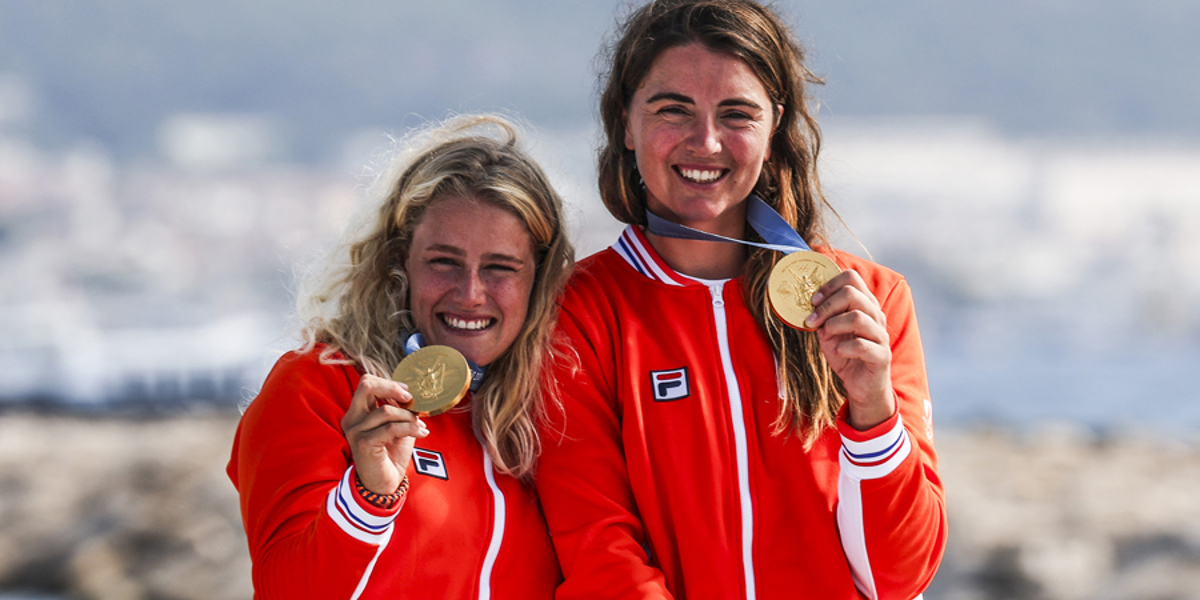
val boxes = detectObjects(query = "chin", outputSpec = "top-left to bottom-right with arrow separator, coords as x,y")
433,327 -> 512,366
451,342 -> 498,367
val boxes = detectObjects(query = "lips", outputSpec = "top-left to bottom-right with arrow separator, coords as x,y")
440,314 -> 495,332
676,166 -> 727,183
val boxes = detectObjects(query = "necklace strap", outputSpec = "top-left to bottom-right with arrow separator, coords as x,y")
643,194 -> 812,254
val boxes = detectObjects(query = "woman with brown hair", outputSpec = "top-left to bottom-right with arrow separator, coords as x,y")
229,114 -> 572,599
535,1 -> 947,598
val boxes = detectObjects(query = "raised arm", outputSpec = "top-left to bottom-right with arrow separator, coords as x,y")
813,274 -> 948,600
228,352 -> 414,599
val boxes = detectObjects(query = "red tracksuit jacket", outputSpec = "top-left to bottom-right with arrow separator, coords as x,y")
228,348 -> 560,599
536,226 -> 947,600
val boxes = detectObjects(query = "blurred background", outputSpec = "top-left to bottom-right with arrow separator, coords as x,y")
1,1 -> 1198,599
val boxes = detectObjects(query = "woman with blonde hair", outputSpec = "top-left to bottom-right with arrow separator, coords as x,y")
535,1 -> 947,598
229,114 -> 572,599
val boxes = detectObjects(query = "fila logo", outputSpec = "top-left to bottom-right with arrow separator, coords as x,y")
412,448 -> 449,480
650,367 -> 690,402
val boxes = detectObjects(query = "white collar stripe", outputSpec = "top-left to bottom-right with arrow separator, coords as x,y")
614,226 -> 687,287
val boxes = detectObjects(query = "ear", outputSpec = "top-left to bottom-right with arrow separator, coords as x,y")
397,247 -> 411,274
628,109 -> 648,152
765,103 -> 785,162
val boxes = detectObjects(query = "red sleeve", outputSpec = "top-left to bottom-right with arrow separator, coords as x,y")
834,276 -> 947,600
535,300 -> 674,600
227,351 -> 403,599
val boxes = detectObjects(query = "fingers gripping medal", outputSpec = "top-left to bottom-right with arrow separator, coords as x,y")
645,194 -> 840,331
391,345 -> 471,416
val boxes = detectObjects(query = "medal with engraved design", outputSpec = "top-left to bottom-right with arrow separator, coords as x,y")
768,250 -> 842,330
391,345 -> 471,416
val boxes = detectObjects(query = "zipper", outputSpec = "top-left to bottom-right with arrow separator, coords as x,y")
706,282 -> 757,600
477,440 -> 505,600
707,282 -> 726,307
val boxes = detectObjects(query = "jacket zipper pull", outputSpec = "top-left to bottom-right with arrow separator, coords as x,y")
708,283 -> 725,308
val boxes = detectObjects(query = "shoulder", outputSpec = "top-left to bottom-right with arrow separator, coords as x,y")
823,248 -> 923,344
824,247 -> 904,287
267,345 -> 355,386
560,248 -> 631,310
567,248 -> 625,287
249,345 -> 359,418
553,248 -> 653,357
823,247 -> 910,302
229,346 -> 359,500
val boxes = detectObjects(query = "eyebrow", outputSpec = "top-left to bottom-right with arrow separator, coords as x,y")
644,91 -> 765,111
424,243 -> 465,256
483,253 -> 527,266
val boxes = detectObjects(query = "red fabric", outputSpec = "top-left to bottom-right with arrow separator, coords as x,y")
229,348 -> 561,599
536,227 -> 946,600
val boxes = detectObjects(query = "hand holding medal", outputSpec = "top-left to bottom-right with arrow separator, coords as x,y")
340,344 -> 470,498
340,372 -> 429,500
804,268 -> 896,430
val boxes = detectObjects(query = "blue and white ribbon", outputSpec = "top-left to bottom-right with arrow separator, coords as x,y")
404,332 -> 486,391
644,194 -> 814,254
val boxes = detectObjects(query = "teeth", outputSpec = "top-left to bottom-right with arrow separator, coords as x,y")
680,168 -> 723,183
445,316 -> 492,331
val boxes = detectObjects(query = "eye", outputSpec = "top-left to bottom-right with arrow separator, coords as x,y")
722,110 -> 754,124
428,256 -> 460,269
656,105 -> 690,118
485,263 -> 519,274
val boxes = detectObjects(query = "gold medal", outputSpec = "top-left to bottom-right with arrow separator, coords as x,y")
390,345 -> 471,416
767,251 -> 842,330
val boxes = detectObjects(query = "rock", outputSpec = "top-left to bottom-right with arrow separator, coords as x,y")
930,426 -> 1200,600
0,411 -> 251,600
1,413 -> 1199,599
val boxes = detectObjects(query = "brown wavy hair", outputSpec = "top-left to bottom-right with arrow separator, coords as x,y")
597,0 -> 843,447
297,114 -> 575,479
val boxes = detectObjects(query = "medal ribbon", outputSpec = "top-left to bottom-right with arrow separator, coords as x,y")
404,332 -> 486,391
644,194 -> 813,254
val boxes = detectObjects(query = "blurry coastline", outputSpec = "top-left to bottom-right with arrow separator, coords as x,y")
3,121 -> 1198,432
2,410 -> 1199,600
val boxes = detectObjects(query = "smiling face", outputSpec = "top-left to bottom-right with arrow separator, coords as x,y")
624,42 -> 777,237
403,195 -> 536,367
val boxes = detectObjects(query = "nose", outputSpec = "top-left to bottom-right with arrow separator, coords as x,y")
455,269 -> 487,306
686,116 -> 721,156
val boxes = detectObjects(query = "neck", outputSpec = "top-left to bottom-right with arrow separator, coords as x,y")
644,231 -> 746,280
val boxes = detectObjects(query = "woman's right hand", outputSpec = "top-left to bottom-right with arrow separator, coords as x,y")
341,374 -> 430,495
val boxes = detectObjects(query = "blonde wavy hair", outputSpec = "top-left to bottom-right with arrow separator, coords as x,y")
598,0 -> 843,448
297,114 -> 575,479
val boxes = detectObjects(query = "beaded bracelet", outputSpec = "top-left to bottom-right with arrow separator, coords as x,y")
354,473 -> 409,510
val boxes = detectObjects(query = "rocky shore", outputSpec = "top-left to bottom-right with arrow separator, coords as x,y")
0,411 -> 250,600
1,412 -> 1198,600
930,425 -> 1200,600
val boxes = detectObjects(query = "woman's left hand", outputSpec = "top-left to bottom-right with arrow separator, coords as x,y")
804,269 -> 896,430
